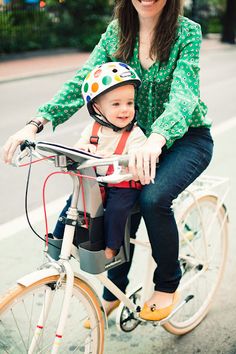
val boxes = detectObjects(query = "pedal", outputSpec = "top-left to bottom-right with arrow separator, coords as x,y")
181,231 -> 195,245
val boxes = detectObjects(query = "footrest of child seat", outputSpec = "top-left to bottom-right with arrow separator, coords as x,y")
78,245 -> 128,274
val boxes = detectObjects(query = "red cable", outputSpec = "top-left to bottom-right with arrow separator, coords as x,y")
19,155 -> 55,167
42,170 -> 96,246
19,153 -> 98,246
78,175 -> 89,229
42,171 -> 67,246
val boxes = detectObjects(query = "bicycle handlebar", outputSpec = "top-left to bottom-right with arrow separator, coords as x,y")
12,140 -> 133,184
79,154 -> 129,169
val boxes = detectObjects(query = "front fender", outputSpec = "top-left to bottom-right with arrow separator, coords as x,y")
17,268 -> 108,329
17,268 -> 60,287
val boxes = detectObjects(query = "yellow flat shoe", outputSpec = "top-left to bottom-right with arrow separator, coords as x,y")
84,299 -> 120,329
139,292 -> 180,321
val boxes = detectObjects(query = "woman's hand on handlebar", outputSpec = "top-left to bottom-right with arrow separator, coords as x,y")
2,117 -> 48,164
128,133 -> 166,185
2,125 -> 38,164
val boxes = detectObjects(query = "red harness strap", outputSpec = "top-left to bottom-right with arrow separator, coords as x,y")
90,121 -> 101,145
90,122 -> 142,190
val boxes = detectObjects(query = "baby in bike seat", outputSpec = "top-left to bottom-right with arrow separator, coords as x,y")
53,62 -> 147,259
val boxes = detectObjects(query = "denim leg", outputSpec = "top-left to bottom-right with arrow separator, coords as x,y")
53,195 -> 72,239
140,128 -> 214,293
103,212 -> 142,301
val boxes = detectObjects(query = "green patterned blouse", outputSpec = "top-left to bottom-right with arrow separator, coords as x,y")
36,16 -> 212,148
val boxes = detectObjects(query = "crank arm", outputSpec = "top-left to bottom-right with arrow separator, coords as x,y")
158,295 -> 194,325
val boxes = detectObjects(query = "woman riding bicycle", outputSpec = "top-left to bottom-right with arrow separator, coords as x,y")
2,0 -> 213,321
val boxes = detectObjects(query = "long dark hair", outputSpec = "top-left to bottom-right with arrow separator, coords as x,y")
113,0 -> 183,62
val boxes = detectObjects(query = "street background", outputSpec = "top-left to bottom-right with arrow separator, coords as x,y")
0,35 -> 236,353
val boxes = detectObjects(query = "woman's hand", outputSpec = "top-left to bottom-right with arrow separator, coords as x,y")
2,118 -> 48,164
2,125 -> 38,164
129,133 -> 166,185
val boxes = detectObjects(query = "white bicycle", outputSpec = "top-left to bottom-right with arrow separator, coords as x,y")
0,140 -> 229,353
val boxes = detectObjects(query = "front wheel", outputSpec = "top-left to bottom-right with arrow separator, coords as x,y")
164,194 -> 228,335
0,275 -> 104,353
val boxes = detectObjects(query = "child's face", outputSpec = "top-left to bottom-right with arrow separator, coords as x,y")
94,85 -> 135,129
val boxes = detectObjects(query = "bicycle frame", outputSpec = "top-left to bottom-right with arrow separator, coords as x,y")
15,142 -> 138,352
13,141 -> 229,352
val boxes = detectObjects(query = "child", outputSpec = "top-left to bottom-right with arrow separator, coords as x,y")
53,62 -> 147,259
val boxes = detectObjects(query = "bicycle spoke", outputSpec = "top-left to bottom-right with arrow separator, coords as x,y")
0,277 -> 104,353
164,194 -> 228,334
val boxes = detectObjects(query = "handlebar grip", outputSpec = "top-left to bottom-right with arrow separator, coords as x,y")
97,173 -> 133,184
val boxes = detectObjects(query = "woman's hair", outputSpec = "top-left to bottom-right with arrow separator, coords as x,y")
113,0 -> 183,62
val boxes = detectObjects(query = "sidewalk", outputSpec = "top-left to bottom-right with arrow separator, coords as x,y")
0,35 -> 233,84
0,49 -> 90,83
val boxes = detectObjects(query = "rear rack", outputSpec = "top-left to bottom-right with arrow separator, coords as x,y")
187,175 -> 230,193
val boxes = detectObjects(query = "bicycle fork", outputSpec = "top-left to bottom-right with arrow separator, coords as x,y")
28,283 -> 54,353
27,261 -> 74,354
29,174 -> 80,353
51,262 -> 74,354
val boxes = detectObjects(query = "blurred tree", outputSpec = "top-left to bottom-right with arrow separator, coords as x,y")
221,0 -> 236,43
185,0 -> 210,35
46,0 -> 113,50
190,0 -> 197,19
1,0 -> 113,54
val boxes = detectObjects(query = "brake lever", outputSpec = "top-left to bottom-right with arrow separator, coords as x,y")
10,148 -> 31,167
20,140 -> 36,151
11,140 -> 40,167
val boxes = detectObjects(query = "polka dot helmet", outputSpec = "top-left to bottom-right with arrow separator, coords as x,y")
82,62 -> 141,107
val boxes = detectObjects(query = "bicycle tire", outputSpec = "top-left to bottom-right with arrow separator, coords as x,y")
163,194 -> 228,335
0,274 -> 104,353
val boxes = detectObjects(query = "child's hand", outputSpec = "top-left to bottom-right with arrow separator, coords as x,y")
74,143 -> 97,154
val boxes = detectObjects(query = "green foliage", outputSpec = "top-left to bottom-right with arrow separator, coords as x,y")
0,0 -> 113,54
208,17 -> 222,34
0,8 -> 55,53
210,0 -> 226,12
184,0 -> 226,36
2,0 -> 231,54
52,0 -> 113,50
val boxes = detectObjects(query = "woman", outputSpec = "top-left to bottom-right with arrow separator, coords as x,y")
2,0 -> 213,321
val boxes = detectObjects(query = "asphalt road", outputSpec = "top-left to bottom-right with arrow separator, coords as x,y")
0,40 -> 236,353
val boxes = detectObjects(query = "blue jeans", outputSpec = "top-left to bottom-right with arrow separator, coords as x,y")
103,127 -> 214,300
